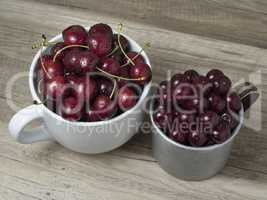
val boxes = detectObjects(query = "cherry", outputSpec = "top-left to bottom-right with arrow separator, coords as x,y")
189,129 -> 207,147
62,25 -> 88,45
67,75 -> 97,101
212,75 -> 231,95
113,34 -> 129,51
199,111 -> 219,128
59,96 -> 83,121
227,92 -> 241,112
129,63 -> 152,84
169,128 -> 188,145
221,112 -> 239,129
123,51 -> 145,66
88,23 -> 113,38
77,50 -> 99,73
50,42 -> 66,60
99,57 -> 120,75
118,86 -> 137,111
171,73 -> 187,89
38,55 -> 64,80
184,70 -> 199,82
184,96 -> 209,112
63,48 -> 83,72
208,94 -> 226,113
206,69 -> 224,81
173,83 -> 193,101
211,121 -> 231,144
91,95 -> 117,120
117,66 -> 130,88
153,110 -> 173,130
192,75 -> 211,95
46,76 -> 66,100
97,78 -> 113,96
109,50 -> 123,64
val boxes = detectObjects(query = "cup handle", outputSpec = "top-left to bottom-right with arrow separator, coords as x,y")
235,82 -> 259,112
8,104 -> 53,144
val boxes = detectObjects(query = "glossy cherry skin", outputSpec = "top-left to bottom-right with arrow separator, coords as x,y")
97,78 -> 114,96
171,73 -> 187,89
118,86 -> 137,111
77,50 -> 99,73
66,75 -> 97,101
208,93 -> 226,113
192,75 -> 212,95
123,51 -> 145,66
154,110 -> 173,130
169,128 -> 188,145
212,75 -> 232,95
129,63 -> 152,85
173,83 -> 193,101
38,55 -> 64,80
184,70 -> 199,82
62,25 -> 88,45
227,92 -> 241,112
211,121 -> 231,144
91,95 -> 117,120
184,97 -> 209,113
206,69 -> 224,81
63,48 -> 83,72
100,57 -> 120,75
88,23 -> 113,38
50,42 -> 66,60
189,130 -> 208,147
113,34 -> 129,51
199,110 -> 220,128
46,76 -> 66,100
117,66 -> 130,88
59,96 -> 83,121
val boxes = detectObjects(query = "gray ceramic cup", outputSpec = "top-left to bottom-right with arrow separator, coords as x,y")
150,82 -> 259,181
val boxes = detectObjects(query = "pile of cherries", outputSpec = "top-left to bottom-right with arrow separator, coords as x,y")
153,69 -> 242,147
36,23 -> 151,122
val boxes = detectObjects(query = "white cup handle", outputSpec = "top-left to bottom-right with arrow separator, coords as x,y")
8,104 -> 53,144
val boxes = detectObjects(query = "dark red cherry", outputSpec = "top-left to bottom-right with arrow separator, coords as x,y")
109,50 -> 123,64
199,111 -> 220,128
59,96 -> 83,121
97,78 -> 113,96
171,73 -> 187,89
173,83 -> 193,101
129,63 -> 152,84
221,112 -> 239,129
113,34 -> 129,51
212,75 -> 231,95
118,86 -> 137,111
50,42 -> 66,60
67,75 -> 97,101
63,48 -> 83,72
184,97 -> 209,112
77,51 -> 99,73
87,34 -> 112,57
100,57 -> 120,75
169,128 -> 188,145
189,129 -> 208,147
38,55 -> 64,80
84,109 -> 100,122
154,110 -> 173,130
184,70 -> 199,81
206,69 -> 224,81
88,23 -> 113,38
92,95 -> 117,120
211,121 -> 231,144
192,75 -> 211,95
46,76 -> 65,100
123,51 -> 145,66
208,94 -> 226,113
117,66 -> 130,88
62,25 -> 87,45
227,92 -> 241,112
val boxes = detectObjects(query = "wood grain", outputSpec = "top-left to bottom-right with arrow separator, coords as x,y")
0,0 -> 267,199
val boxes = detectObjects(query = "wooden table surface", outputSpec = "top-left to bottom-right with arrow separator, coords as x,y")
0,0 -> 266,199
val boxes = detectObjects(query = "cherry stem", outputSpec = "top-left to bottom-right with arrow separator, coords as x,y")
109,77 -> 117,99
32,34 -> 57,49
40,41 -> 52,80
53,44 -> 89,62
96,67 -> 144,81
117,23 -> 135,66
107,45 -> 119,57
120,42 -> 151,68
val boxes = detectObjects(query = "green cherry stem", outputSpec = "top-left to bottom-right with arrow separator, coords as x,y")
53,44 -> 89,62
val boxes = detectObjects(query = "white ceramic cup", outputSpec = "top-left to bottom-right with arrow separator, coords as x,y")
8,29 -> 152,154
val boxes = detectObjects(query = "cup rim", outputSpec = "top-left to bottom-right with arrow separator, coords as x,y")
29,28 -> 152,127
150,103 -> 244,151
